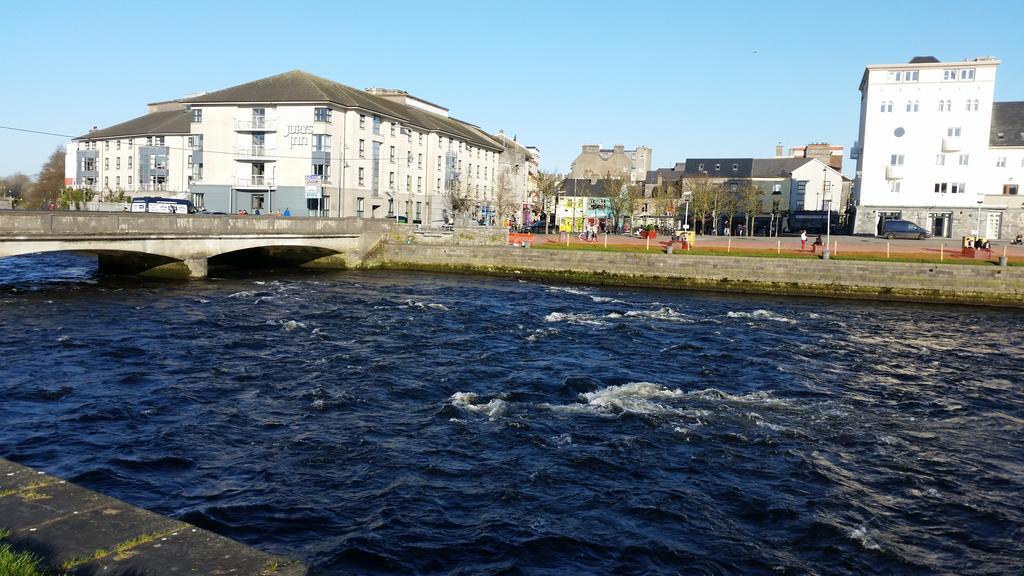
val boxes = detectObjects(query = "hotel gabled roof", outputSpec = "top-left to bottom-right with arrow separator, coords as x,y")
76,108 -> 191,140
184,70 -> 502,151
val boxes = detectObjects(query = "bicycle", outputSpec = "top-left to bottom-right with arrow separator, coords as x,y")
578,231 -> 598,243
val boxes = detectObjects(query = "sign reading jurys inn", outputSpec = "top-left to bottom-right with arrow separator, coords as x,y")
286,125 -> 313,149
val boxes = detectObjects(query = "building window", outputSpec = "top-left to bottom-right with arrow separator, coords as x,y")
312,163 -> 330,179
938,100 -> 951,112
128,157 -> 132,169
890,181 -> 901,193
890,154 -> 904,166
419,133 -> 423,145
116,157 -> 121,169
966,99 -> 979,111
104,176 -> 109,187
192,109 -> 202,123
714,163 -> 721,170
947,127 -> 961,137
905,100 -> 919,112
934,182 -> 948,194
935,154 -> 945,165
417,176 -> 422,192
943,69 -> 957,81
388,198 -> 394,216
997,157 -> 1007,167
415,202 -> 422,221
116,140 -> 121,150
951,182 -> 965,194
438,156 -> 442,170
359,139 -> 365,157
187,155 -> 192,167
772,183 -> 782,194
1004,184 -> 1019,195
697,163 -> 704,171
104,141 -> 109,151
390,123 -> 396,137
732,163 -> 739,171
959,154 -> 969,166
880,101 -> 893,113
104,158 -> 109,170
389,172 -> 395,189
372,115 -> 381,135
437,178 -> 441,191
407,152 -> 413,165
356,197 -> 364,217
116,176 -> 120,187
358,167 -> 365,186
313,134 -> 330,152
359,115 -> 366,129
128,139 -> 133,149
314,107 -> 331,122
960,68 -> 975,81
389,146 -> 395,162
128,176 -> 132,186
889,70 -> 919,82
417,153 -> 423,168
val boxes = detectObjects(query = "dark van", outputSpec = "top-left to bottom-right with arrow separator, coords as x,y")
881,219 -> 930,240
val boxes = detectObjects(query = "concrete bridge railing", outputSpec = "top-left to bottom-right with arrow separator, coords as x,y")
0,211 -> 392,237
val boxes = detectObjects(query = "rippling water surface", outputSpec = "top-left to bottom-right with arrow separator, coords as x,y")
1,253 -> 1023,575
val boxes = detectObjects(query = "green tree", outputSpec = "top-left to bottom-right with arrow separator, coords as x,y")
602,177 -> 628,231
684,173 -> 720,235
531,170 -> 561,232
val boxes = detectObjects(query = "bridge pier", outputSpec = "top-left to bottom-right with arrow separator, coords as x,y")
97,253 -> 207,280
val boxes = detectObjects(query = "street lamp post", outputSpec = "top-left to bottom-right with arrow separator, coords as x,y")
682,190 -> 691,232
822,198 -> 832,261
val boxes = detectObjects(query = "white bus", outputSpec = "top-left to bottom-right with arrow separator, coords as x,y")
129,197 -> 197,214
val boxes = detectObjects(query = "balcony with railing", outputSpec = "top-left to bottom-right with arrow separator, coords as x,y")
235,117 -> 276,131
234,146 -> 275,161
885,165 -> 904,180
234,176 -> 276,190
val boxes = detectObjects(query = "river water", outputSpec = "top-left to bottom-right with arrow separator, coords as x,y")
1,253 -> 1022,575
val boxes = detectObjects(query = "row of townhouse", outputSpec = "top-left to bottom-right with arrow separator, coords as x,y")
66,71 -> 538,225
852,56 -> 1024,239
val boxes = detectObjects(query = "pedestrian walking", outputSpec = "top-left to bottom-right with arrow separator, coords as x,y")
283,207 -> 291,217
800,229 -> 808,251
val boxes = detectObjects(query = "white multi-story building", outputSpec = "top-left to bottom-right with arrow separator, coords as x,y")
852,56 -> 1024,239
492,131 -> 539,224
69,71 -> 512,224
65,102 -> 192,199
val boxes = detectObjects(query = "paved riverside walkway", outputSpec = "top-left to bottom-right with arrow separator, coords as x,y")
0,458 -> 305,575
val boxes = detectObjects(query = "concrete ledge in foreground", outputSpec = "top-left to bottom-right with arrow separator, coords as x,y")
0,458 -> 306,576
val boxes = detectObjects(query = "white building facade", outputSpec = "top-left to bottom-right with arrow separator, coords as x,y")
65,104 -> 193,200
852,56 -> 1024,239
69,71 -> 512,224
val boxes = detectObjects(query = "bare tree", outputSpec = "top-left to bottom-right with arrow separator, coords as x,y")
736,182 -> 763,236
602,177 -> 628,231
683,173 -> 720,235
494,170 -> 519,227
443,178 -> 473,226
0,173 -> 32,205
23,147 -> 65,208
653,181 -> 680,226
531,170 -> 561,233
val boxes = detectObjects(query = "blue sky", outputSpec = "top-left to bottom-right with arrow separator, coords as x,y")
2,0 -> 1023,178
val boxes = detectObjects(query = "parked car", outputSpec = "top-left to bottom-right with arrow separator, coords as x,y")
881,219 -> 930,240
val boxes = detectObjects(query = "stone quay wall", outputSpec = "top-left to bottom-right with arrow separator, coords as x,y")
368,244 -> 1024,306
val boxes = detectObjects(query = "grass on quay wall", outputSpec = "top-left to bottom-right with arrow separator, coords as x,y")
533,241 -> 1019,266
0,529 -> 46,576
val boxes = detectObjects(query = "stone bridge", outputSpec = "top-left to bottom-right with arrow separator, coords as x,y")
0,212 -> 394,279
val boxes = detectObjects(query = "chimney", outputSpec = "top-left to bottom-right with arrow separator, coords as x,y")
775,142 -> 784,157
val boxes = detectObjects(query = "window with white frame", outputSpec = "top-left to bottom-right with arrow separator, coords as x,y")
906,100 -> 919,112
947,127 -> 961,137
116,157 -> 121,169
406,175 -> 411,191
358,167 -> 365,186
359,115 -> 366,129
390,123 -> 396,137
314,107 -> 331,122
890,181 -> 901,193
116,176 -> 120,187
417,153 -> 423,168
104,158 -> 108,170
997,157 -> 1007,167
104,141 -> 109,151
389,146 -> 395,162
890,154 -> 904,166
389,172 -> 395,189
934,182 -> 948,194
192,109 -> 202,123
359,139 -> 365,157
128,176 -> 132,186
952,182 -> 965,193
889,70 -> 919,82
959,154 -> 969,166
128,157 -> 132,169
936,154 -> 945,165
960,68 -> 975,80
116,140 -> 121,150
943,69 -> 957,81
